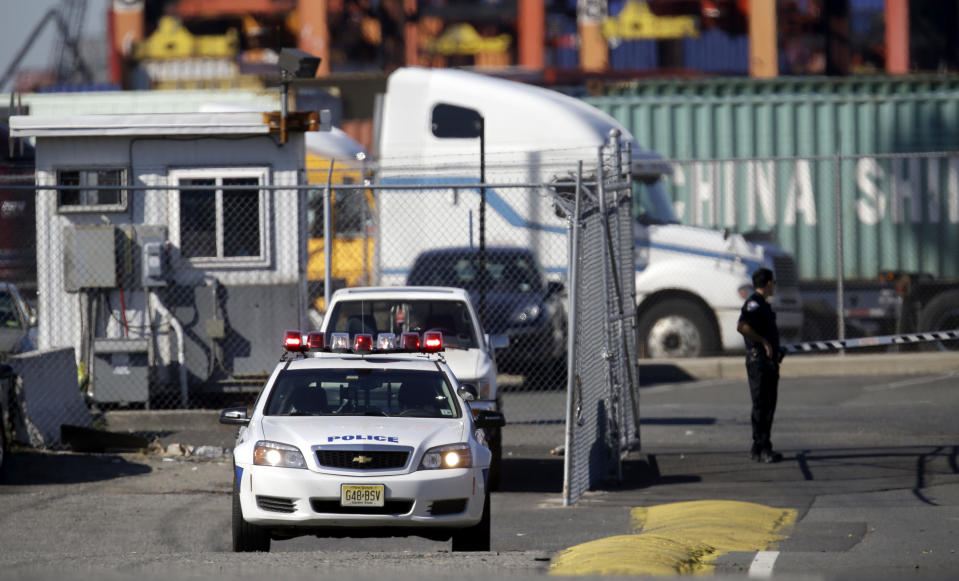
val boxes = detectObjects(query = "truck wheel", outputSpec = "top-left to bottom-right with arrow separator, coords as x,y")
451,490 -> 491,552
638,299 -> 718,359
232,472 -> 270,552
917,290 -> 959,351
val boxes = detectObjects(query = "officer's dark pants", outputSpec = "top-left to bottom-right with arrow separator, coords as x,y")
746,355 -> 779,454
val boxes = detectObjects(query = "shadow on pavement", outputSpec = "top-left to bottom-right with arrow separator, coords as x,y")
498,457 -> 564,493
1,451 -> 152,485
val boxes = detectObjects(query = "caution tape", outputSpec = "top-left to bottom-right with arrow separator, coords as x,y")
783,329 -> 959,354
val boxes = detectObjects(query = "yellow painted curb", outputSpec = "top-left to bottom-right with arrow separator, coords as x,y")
549,500 -> 796,576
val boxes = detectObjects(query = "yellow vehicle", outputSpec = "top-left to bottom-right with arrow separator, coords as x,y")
304,129 -> 376,314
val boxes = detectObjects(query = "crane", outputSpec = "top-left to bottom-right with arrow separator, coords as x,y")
0,0 -> 94,92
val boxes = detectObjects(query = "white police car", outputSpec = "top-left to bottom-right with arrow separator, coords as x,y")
220,329 -> 505,553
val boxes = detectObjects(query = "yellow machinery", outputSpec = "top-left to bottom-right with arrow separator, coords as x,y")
304,130 -> 375,313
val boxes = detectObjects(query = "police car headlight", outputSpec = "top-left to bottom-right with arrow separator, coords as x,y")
420,443 -> 472,470
253,440 -> 307,469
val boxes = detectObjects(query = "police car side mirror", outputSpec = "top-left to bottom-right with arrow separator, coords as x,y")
458,384 -> 478,401
219,407 -> 250,426
475,410 -> 505,429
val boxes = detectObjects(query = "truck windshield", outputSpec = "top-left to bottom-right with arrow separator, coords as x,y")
633,177 -> 679,225
325,299 -> 478,349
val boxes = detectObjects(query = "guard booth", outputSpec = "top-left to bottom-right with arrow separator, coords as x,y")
10,110 -> 323,407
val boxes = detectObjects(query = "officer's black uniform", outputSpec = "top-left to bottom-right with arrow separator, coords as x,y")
738,290 -> 781,460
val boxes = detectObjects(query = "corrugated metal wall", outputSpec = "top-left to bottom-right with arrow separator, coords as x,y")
590,76 -> 959,157
585,77 -> 959,281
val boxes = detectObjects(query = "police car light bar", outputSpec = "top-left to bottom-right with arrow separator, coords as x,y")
401,332 -> 420,350
284,330 -> 305,352
353,333 -> 373,352
423,331 -> 443,353
306,331 -> 325,350
285,330 -> 443,354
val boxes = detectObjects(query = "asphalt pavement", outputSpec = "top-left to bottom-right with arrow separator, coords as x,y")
7,350 -> 954,579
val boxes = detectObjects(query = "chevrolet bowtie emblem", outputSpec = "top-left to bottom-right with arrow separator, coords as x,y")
352,455 -> 373,464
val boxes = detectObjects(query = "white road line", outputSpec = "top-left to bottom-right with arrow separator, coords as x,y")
748,551 -> 779,578
865,371 -> 959,392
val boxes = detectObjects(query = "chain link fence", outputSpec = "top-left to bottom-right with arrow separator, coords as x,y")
6,145 -> 958,489
1,141 -> 641,478
554,136 -> 641,504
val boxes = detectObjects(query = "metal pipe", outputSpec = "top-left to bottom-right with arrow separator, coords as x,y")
562,161 -> 583,507
323,160 -> 335,313
149,292 -> 188,408
835,130 -> 846,354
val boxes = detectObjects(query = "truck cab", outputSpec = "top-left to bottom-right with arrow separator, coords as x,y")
631,162 -> 802,357
374,66 -> 802,358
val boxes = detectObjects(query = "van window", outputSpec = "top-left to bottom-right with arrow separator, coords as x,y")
326,299 -> 478,349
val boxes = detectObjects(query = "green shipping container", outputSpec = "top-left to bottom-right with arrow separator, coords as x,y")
585,76 -> 959,282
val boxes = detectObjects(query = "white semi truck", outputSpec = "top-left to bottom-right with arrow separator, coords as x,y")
373,67 -> 802,357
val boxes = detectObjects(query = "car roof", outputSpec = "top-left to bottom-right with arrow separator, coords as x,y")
284,353 -> 448,372
329,286 -> 473,301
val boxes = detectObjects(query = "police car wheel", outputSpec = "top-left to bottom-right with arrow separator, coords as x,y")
450,490 -> 491,552
232,473 -> 271,552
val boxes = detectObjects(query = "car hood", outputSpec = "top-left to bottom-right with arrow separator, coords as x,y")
441,347 -> 493,384
643,222 -> 762,264
0,328 -> 29,354
464,291 -> 544,333
260,415 -> 468,453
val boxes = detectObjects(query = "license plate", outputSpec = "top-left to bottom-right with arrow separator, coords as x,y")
340,484 -> 385,507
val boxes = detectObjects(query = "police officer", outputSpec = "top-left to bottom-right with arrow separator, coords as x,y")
737,268 -> 785,463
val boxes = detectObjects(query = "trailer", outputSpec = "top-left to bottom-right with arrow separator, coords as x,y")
587,76 -> 959,346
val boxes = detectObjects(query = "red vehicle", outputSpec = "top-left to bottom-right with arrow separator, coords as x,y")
0,122 -> 35,289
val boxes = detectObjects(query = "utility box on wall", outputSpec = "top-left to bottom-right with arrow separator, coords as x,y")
92,338 -> 150,405
64,226 -> 117,291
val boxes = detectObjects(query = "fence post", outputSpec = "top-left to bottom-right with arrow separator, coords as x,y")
323,162 -> 335,311
834,132 -> 845,352
562,161 -> 583,507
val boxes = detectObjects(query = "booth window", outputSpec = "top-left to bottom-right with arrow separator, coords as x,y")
171,168 -> 270,267
56,168 -> 128,213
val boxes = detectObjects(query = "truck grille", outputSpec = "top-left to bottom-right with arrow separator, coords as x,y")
772,255 -> 798,288
316,449 -> 411,470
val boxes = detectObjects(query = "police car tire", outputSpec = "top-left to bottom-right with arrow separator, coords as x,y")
232,473 -> 271,552
450,490 -> 491,552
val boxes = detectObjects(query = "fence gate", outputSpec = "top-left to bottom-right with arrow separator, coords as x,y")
557,133 -> 641,505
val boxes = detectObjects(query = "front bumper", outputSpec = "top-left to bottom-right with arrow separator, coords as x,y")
236,463 -> 487,529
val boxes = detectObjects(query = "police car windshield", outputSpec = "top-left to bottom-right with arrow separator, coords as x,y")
265,368 -> 461,419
